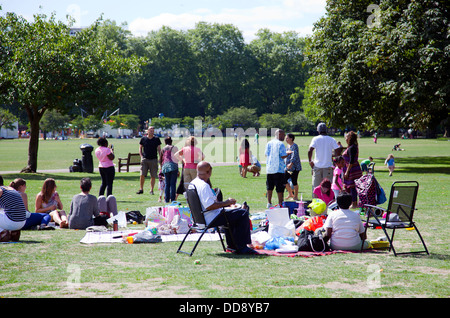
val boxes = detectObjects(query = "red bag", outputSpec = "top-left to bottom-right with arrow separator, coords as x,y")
295,215 -> 326,236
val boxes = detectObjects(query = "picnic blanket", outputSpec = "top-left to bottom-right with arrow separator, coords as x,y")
256,249 -> 351,258
255,248 -> 386,257
79,230 -> 221,244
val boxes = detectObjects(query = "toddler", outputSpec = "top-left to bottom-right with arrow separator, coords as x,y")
385,154 -> 395,176
158,171 -> 165,202
332,156 -> 345,198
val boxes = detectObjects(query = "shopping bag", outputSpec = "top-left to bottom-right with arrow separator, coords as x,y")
266,208 -> 296,239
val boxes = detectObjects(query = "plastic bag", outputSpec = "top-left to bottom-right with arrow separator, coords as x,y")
171,215 -> 190,234
145,207 -> 167,226
251,231 -> 272,249
107,211 -> 127,229
264,236 -> 295,250
133,231 -> 162,244
266,208 -> 296,238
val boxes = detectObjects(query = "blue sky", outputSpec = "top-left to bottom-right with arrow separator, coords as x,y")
1,0 -> 326,42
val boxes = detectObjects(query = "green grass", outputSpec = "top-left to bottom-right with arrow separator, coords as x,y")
0,136 -> 449,298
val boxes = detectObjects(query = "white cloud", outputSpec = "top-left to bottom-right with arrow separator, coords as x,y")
128,1 -> 326,41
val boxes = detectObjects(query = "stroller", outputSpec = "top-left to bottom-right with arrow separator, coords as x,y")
355,174 -> 386,209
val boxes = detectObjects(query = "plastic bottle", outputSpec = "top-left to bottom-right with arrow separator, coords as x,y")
113,220 -> 118,231
296,194 -> 305,217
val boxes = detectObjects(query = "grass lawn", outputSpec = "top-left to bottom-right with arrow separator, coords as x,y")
0,135 -> 449,299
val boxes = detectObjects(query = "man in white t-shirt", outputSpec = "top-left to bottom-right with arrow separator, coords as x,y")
308,123 -> 342,189
323,192 -> 369,251
189,162 -> 256,255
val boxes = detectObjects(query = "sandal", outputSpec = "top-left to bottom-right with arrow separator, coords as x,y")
10,230 -> 21,242
0,230 -> 11,242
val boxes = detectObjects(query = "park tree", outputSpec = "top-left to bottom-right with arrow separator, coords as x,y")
109,114 -> 140,131
249,29 -> 309,115
0,108 -> 18,131
0,12 -> 141,172
303,0 -> 449,135
187,22 -> 256,116
39,109 -> 70,138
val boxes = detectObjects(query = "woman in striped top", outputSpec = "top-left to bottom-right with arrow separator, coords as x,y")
0,176 -> 27,242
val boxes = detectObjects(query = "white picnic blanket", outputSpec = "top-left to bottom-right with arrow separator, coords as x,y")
79,230 -> 221,244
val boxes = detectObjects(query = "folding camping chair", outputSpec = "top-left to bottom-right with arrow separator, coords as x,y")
176,185 -> 236,256
362,181 -> 429,256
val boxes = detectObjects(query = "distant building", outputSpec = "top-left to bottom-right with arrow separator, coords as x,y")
69,28 -> 84,36
0,121 -> 18,139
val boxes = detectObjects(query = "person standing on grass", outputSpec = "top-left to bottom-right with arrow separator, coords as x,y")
175,136 -> 205,189
0,176 -> 26,242
137,126 -> 162,195
308,123 -> 342,191
343,131 -> 363,209
265,129 -> 289,208
385,154 -> 395,177
160,136 -> 179,203
35,178 -> 68,228
95,137 -> 115,197
284,133 -> 302,201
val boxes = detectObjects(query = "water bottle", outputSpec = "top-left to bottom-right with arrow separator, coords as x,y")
296,194 -> 305,217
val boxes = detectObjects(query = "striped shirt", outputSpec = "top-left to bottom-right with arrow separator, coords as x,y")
0,186 -> 27,222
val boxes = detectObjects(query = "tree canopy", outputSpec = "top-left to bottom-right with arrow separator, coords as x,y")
303,0 -> 449,135
0,12 -> 142,172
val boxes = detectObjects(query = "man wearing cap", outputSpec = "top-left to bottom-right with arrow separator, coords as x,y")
308,123 -> 342,190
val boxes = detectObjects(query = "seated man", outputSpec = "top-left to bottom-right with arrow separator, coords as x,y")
68,178 -> 100,230
190,161 -> 257,255
323,192 -> 369,251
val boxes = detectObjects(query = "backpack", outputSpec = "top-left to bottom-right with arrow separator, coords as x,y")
297,230 -> 330,252
355,174 -> 378,207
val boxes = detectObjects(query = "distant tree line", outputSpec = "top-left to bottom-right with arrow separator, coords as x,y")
98,21 -> 310,121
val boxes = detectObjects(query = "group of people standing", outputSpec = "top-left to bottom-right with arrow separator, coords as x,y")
265,123 -> 364,209
136,126 -> 205,203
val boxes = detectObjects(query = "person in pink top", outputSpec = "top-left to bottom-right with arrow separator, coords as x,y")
331,156 -> 345,199
95,137 -> 115,197
313,178 -> 335,205
175,136 -> 205,188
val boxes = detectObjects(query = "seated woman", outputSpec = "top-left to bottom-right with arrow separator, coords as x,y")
68,178 -> 100,230
10,178 -> 52,230
323,192 -> 369,251
313,178 -> 335,205
0,175 -> 27,242
35,178 -> 68,228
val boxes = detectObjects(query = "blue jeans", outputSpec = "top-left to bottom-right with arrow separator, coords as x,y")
22,213 -> 51,230
164,170 -> 178,203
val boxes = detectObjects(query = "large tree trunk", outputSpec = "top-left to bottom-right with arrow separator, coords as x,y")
21,106 -> 44,173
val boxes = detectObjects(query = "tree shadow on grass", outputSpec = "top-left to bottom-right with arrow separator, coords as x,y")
396,156 -> 450,175
1,172 -> 141,182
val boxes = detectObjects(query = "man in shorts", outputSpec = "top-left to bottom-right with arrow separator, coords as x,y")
308,123 -> 341,190
265,129 -> 289,208
137,127 -> 161,195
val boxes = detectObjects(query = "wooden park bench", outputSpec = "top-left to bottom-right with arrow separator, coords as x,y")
118,153 -> 141,172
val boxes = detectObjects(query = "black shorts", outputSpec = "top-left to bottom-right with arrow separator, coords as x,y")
266,173 -> 286,193
285,170 -> 300,186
